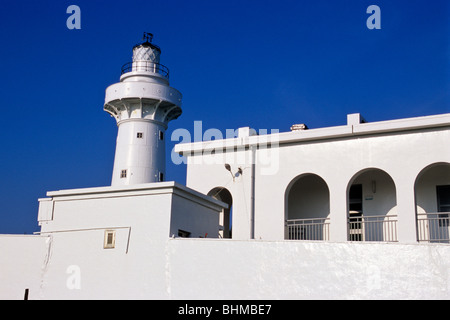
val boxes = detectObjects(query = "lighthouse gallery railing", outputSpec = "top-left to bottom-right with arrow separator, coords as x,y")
121,61 -> 169,79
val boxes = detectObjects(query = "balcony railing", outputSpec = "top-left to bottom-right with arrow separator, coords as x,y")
348,215 -> 398,242
286,218 -> 330,241
417,213 -> 450,244
121,61 -> 169,79
285,214 -> 450,243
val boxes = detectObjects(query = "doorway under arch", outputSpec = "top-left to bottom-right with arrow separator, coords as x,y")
347,168 -> 397,242
208,187 -> 233,239
285,173 -> 330,240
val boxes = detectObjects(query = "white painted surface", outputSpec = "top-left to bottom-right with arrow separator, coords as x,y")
177,114 -> 450,243
105,40 -> 182,186
30,182 -> 224,299
167,239 -> 450,300
1,233 -> 449,299
111,119 -> 166,186
0,235 -> 50,300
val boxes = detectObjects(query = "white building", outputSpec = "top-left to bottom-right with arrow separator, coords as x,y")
175,113 -> 450,244
0,35 -> 449,300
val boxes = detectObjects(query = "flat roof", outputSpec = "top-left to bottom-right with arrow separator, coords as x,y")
44,181 -> 228,210
175,113 -> 450,155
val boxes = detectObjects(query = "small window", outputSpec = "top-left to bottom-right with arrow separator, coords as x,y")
159,130 -> 164,141
137,132 -> 143,139
178,230 -> 191,238
120,170 -> 127,178
159,172 -> 164,182
104,230 -> 116,249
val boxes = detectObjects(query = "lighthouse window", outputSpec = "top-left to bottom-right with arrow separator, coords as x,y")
159,130 -> 164,140
137,132 -> 143,139
159,172 -> 164,182
120,170 -> 127,178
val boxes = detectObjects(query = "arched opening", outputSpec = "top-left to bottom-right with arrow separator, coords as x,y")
347,168 -> 397,242
415,162 -> 450,243
208,187 -> 233,239
285,174 -> 330,240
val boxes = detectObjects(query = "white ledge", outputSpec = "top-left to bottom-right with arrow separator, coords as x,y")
174,113 -> 450,154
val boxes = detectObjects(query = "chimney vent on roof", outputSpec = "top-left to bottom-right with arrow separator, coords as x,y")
290,124 -> 308,131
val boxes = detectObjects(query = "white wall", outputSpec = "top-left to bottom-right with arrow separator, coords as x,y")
169,192 -> 219,238
0,235 -> 50,300
4,235 -> 447,299
1,200 -> 449,299
186,149 -> 254,241
167,239 -> 450,300
38,188 -> 175,299
30,182 -> 224,299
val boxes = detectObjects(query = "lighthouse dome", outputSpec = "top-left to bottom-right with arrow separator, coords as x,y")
133,41 -> 161,64
132,33 -> 161,64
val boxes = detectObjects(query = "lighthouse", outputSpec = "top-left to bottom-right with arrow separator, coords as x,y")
104,33 -> 182,186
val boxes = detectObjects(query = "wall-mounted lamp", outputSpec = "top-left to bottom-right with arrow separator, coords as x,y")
225,164 -> 243,181
225,163 -> 234,181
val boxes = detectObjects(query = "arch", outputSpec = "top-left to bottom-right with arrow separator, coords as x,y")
347,168 -> 397,242
414,162 -> 450,243
208,187 -> 233,239
414,162 -> 450,192
285,173 -> 330,240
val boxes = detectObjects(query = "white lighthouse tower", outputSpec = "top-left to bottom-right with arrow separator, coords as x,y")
104,33 -> 182,186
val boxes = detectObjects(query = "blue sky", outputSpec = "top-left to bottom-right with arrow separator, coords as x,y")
0,0 -> 448,234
